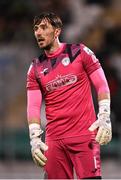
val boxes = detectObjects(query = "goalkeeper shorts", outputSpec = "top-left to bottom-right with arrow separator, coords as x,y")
44,135 -> 101,179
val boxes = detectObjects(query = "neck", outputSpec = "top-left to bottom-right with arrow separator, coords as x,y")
45,38 -> 62,54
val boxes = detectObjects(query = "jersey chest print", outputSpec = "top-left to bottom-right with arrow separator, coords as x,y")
33,44 -> 81,92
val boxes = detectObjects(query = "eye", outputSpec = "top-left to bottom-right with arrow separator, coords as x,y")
41,25 -> 47,30
34,25 -> 38,32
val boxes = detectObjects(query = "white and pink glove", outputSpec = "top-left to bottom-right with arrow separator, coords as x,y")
89,99 -> 112,145
29,123 -> 48,166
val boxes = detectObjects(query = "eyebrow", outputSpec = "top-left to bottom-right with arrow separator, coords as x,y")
34,23 -> 48,30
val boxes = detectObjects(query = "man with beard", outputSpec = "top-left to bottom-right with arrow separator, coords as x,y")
26,12 -> 112,179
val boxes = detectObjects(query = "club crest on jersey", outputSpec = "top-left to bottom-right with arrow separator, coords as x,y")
61,57 -> 70,66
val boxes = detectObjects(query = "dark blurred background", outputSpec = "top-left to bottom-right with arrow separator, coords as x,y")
0,0 -> 121,178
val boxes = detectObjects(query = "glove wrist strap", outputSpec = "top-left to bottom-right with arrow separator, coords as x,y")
29,123 -> 43,139
98,99 -> 110,115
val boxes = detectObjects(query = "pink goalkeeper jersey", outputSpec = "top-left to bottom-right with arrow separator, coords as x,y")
27,43 -> 101,140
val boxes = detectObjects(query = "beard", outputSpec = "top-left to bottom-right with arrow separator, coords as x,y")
40,41 -> 54,51
43,43 -> 52,50
37,32 -> 55,51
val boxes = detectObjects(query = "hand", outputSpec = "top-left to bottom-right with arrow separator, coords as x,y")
89,113 -> 112,145
29,123 -> 48,167
31,137 -> 48,167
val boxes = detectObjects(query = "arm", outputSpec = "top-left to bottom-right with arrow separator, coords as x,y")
27,89 -> 48,167
27,89 -> 42,125
89,68 -> 112,145
27,62 -> 48,166
80,44 -> 112,145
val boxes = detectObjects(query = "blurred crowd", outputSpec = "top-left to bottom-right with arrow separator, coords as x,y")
0,0 -> 121,159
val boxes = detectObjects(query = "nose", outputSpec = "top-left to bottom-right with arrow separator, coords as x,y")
35,27 -> 42,37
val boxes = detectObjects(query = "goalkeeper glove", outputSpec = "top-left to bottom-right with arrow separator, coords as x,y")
89,99 -> 112,145
29,123 -> 48,167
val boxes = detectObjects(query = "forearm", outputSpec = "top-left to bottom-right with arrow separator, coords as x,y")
27,89 -> 48,166
27,89 -> 43,137
89,68 -> 110,101
98,92 -> 110,101
28,118 -> 41,125
89,68 -> 112,145
27,89 -> 42,125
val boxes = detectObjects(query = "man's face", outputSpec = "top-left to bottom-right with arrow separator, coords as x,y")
34,19 -> 58,49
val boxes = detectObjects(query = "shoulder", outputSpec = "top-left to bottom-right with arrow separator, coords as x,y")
66,43 -> 91,55
32,50 -> 47,65
66,43 -> 80,50
65,43 -> 81,55
27,57 -> 39,76
80,43 -> 95,56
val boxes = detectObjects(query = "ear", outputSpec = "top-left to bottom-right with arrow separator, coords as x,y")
54,28 -> 61,38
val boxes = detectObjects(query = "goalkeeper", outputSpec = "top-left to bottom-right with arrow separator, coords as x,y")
26,12 -> 112,179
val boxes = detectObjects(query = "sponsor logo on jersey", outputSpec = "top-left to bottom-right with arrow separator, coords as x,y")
61,57 -> 70,66
46,74 -> 77,92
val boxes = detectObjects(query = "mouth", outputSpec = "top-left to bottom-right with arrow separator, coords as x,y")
37,38 -> 45,42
